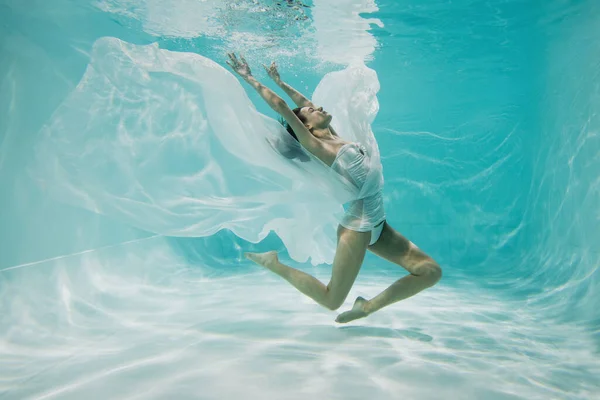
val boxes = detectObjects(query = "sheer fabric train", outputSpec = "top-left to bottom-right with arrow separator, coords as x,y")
35,37 -> 383,265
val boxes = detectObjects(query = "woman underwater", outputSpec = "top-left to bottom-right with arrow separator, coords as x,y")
226,53 -> 442,323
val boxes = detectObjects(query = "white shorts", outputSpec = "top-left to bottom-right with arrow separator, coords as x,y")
369,220 -> 385,246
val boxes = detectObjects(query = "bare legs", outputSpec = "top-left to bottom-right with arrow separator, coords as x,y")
246,222 -> 442,322
336,222 -> 442,323
245,225 -> 370,310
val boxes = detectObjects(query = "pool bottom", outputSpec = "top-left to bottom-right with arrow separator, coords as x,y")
0,236 -> 598,400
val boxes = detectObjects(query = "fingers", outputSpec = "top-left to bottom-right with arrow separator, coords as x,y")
228,52 -> 239,66
262,62 -> 278,73
228,52 -> 275,70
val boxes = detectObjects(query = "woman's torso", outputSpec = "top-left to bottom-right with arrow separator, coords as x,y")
309,137 -> 353,167
329,141 -> 386,231
330,142 -> 369,189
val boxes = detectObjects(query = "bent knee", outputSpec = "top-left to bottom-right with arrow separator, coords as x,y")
324,293 -> 347,311
422,261 -> 442,285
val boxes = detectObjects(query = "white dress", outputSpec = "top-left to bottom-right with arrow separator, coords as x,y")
35,37 -> 385,265
330,142 -> 386,232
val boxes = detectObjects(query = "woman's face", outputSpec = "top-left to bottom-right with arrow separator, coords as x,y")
299,106 -> 333,130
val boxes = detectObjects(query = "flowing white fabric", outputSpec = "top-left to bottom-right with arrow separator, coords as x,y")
34,37 -> 383,265
330,143 -> 386,231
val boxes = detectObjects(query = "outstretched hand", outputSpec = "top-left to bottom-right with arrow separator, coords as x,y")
263,61 -> 281,84
226,53 -> 252,79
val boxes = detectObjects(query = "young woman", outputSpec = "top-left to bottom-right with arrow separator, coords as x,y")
227,53 -> 441,323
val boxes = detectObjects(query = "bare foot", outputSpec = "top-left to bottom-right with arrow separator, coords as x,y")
335,296 -> 370,323
245,251 -> 279,269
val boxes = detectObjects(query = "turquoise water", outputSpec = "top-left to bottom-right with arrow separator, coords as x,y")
1,0 -> 599,399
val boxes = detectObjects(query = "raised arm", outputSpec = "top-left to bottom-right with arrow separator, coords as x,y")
226,53 -> 320,151
264,61 -> 338,137
263,62 -> 314,108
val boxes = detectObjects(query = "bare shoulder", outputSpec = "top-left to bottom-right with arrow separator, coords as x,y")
308,139 -> 350,167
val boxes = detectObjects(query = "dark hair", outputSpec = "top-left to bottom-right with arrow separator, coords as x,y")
276,107 -> 310,162
279,107 -> 306,141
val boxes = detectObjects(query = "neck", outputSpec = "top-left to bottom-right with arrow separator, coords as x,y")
312,127 -> 335,140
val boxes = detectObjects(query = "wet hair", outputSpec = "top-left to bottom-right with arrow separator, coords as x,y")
277,107 -> 310,162
279,107 -> 306,141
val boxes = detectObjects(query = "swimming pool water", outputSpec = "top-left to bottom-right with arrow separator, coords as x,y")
1,0 -> 598,399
